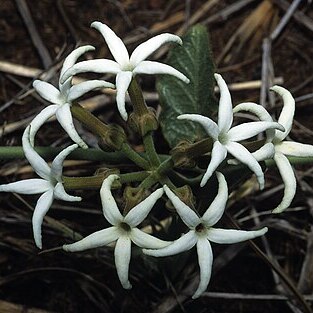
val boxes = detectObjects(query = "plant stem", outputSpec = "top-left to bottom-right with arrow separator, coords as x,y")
143,132 -> 160,167
120,143 -> 150,170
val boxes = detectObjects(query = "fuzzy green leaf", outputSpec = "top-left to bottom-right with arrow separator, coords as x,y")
157,24 -> 217,148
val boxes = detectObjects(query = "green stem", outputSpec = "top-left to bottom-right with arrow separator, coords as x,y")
128,78 -> 149,116
120,143 -> 150,170
143,132 -> 160,167
71,103 -> 109,137
63,171 -> 149,190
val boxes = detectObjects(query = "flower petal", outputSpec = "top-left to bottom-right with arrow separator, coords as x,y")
272,152 -> 297,213
33,80 -> 63,105
68,80 -> 115,103
55,103 -> 88,149
275,141 -> 313,157
143,230 -> 197,257
60,45 -> 95,81
91,22 -> 130,66
192,238 -> 213,299
271,86 -> 295,142
28,105 -> 58,146
201,141 -> 227,187
130,228 -> 171,249
226,141 -> 264,189
207,227 -> 268,244
114,236 -> 132,289
233,102 -> 275,141
115,71 -> 133,121
130,33 -> 182,66
63,226 -> 119,251
54,182 -> 82,202
163,185 -> 199,228
32,189 -> 54,249
202,172 -> 228,226
252,142 -> 275,162
50,144 -> 78,181
124,188 -> 164,227
100,175 -> 123,225
177,114 -> 219,140
0,179 -> 51,194
133,61 -> 190,83
227,121 -> 284,142
22,126 -> 51,180
215,73 -> 233,133
61,59 -> 121,84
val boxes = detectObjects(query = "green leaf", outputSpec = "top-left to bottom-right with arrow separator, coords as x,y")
157,24 -> 217,148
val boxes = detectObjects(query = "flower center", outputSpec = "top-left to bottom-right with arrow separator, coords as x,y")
195,223 -> 206,233
119,222 -> 131,233
218,132 -> 229,145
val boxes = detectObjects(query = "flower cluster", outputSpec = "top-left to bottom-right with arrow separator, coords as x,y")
1,22 -> 312,299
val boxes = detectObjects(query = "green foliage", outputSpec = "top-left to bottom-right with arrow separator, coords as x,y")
158,24 -> 217,148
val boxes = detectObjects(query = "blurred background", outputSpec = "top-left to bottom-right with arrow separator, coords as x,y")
0,0 -> 313,312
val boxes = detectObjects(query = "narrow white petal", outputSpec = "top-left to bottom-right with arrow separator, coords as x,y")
192,238 -> 213,299
275,141 -> 313,157
202,172 -> 228,226
215,73 -> 233,133
51,144 -> 78,181
32,189 -> 54,249
227,121 -> 284,142
200,141 -> 227,187
114,236 -> 132,289
61,59 -> 121,83
130,228 -> 171,249
60,45 -> 95,81
177,114 -> 219,140
91,22 -> 129,66
252,143 -> 275,161
54,182 -> 82,202
226,141 -> 264,189
68,80 -> 115,102
63,226 -> 119,252
22,126 -> 51,180
233,101 -> 276,141
133,61 -> 190,83
207,227 -> 268,244
33,80 -> 63,105
0,179 -> 51,194
28,105 -> 58,146
143,230 -> 197,257
100,175 -> 123,225
55,103 -> 88,149
272,152 -> 296,213
130,33 -> 182,66
124,188 -> 164,227
115,71 -> 132,121
163,185 -> 199,228
233,102 -> 273,122
271,86 -> 295,142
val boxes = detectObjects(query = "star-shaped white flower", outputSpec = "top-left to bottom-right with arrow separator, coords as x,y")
0,126 -> 81,248
32,45 -> 115,148
60,22 -> 190,121
233,86 -> 313,213
143,172 -> 268,299
63,174 -> 170,289
178,73 -> 284,189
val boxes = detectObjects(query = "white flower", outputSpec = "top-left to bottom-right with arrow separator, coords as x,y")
143,172 -> 268,299
32,45 -> 115,148
63,174 -> 170,289
0,126 -> 81,249
233,86 -> 313,213
60,22 -> 190,121
178,73 -> 284,189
